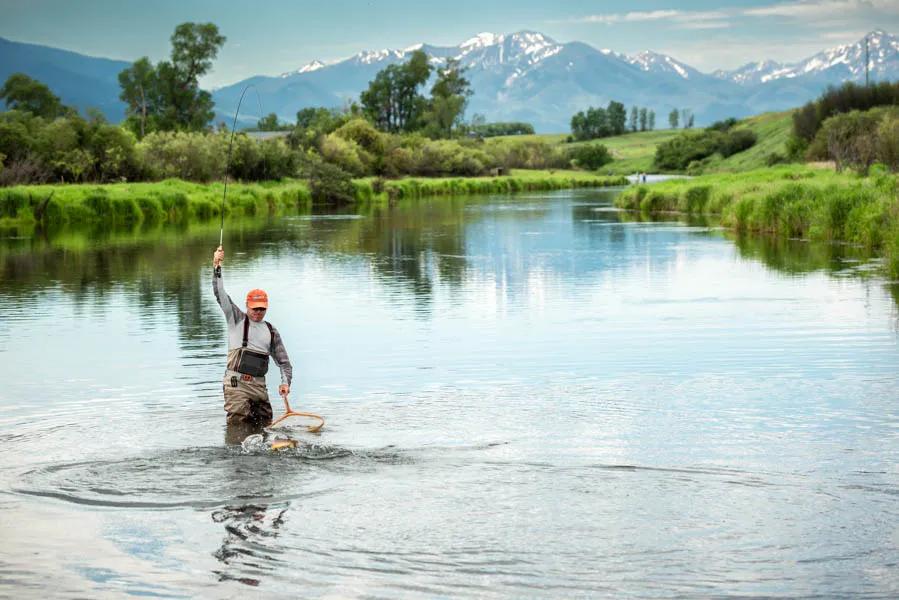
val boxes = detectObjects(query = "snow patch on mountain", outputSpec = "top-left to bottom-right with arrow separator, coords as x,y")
712,60 -> 783,85
280,60 -> 325,77
626,51 -> 695,79
715,30 -> 899,85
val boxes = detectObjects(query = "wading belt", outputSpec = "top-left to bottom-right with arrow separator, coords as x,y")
236,317 -> 273,377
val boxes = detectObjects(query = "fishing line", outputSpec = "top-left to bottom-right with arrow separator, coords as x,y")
220,84 -> 265,245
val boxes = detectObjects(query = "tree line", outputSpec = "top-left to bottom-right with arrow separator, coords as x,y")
570,104 -> 699,141
1,21 -> 622,188
789,81 -> 899,168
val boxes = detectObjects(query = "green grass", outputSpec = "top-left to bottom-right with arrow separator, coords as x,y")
0,170 -> 627,227
596,130 -> 684,175
0,179 -> 312,228
615,166 -> 899,277
488,112 -> 796,175
362,170 -> 626,199
489,133 -> 569,144
701,111 -> 794,172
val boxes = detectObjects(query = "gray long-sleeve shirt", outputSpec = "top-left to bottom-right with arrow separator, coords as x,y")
213,266 -> 293,386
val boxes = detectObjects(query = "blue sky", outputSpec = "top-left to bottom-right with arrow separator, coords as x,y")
3,0 -> 898,87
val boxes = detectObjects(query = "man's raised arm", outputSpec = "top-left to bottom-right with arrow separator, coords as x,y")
212,246 -> 245,326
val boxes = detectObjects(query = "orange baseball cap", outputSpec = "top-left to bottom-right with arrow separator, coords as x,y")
246,289 -> 269,308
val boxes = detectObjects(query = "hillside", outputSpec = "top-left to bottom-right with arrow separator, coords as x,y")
704,111 -> 794,172
487,110 -> 795,175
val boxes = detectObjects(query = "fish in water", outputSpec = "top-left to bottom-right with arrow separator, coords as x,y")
241,433 -> 301,453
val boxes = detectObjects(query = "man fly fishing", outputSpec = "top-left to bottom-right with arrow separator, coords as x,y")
212,245 -> 292,432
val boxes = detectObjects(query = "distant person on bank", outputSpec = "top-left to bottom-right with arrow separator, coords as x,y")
212,246 -> 292,428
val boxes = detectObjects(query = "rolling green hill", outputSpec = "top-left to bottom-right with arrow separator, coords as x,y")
488,110 -> 796,175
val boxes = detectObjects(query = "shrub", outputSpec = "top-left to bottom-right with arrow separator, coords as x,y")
137,131 -> 225,181
568,144 -> 612,170
333,119 -> 386,155
654,131 -> 723,170
810,109 -> 884,170
793,80 -> 899,143
468,122 -> 535,137
655,128 -> 757,170
707,118 -> 738,132
876,115 -> 899,172
485,139 -> 567,170
303,156 -> 355,205
766,152 -> 786,166
719,130 -> 757,157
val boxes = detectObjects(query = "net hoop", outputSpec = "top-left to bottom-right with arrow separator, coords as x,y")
269,410 -> 325,433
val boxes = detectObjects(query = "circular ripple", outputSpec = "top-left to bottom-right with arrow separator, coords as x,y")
14,443 -> 409,509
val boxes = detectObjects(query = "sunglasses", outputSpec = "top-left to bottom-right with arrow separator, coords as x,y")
250,307 -> 267,313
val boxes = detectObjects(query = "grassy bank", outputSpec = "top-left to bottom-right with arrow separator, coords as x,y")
615,166 -> 899,276
368,170 -> 626,200
0,170 -> 627,227
0,179 -> 312,228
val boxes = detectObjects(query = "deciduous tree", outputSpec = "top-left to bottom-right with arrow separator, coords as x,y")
668,109 -> 679,129
423,58 -> 472,138
0,73 -> 68,119
361,50 -> 432,133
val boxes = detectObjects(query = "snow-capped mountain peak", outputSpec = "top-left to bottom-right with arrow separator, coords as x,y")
298,60 -> 325,74
460,32 -> 501,50
717,30 -> 899,85
627,51 -> 696,79
712,59 -> 784,85
279,59 -> 326,77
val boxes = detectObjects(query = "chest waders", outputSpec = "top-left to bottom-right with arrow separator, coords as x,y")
236,316 -> 273,377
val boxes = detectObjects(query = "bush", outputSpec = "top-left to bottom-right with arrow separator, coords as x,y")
333,119 -> 386,155
485,139 -> 567,170
809,109 -> 893,171
87,123 -> 138,182
654,131 -> 723,170
655,128 -> 757,170
793,80 -> 899,143
302,156 -> 355,204
719,130 -> 758,157
766,152 -> 786,166
876,114 -> 899,172
468,122 -> 535,137
319,134 -> 371,176
707,118 -> 738,132
137,131 -> 225,181
568,144 -> 612,170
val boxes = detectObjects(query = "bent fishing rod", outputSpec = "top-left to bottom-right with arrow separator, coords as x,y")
220,84 -> 263,245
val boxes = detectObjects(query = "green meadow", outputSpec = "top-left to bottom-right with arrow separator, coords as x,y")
615,166 -> 899,277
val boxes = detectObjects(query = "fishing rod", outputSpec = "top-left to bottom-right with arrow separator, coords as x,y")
219,84 -> 263,245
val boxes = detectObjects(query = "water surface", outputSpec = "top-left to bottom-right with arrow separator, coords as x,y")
1,189 -> 898,598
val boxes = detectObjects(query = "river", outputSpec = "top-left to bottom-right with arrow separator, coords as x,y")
1,188 -> 898,598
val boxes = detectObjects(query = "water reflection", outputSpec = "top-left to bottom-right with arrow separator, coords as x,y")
3,189 -> 899,597
3,192 -> 896,316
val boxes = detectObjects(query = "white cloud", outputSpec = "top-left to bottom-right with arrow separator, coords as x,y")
745,0 -> 899,19
582,10 -> 682,24
679,21 -> 732,30
817,29 -> 874,42
578,9 -> 730,27
575,1 -> 898,29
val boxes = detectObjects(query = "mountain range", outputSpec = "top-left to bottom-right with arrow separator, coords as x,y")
2,30 -> 897,132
